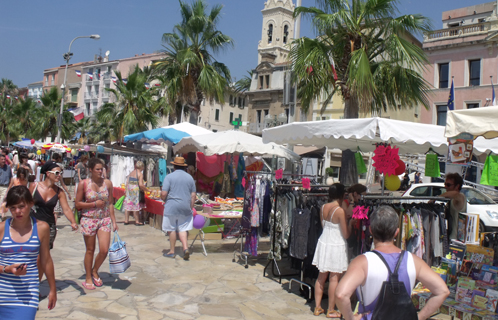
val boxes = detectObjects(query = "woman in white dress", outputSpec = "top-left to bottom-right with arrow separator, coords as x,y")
312,183 -> 355,318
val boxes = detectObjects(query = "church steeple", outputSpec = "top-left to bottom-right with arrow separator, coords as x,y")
258,0 -> 295,64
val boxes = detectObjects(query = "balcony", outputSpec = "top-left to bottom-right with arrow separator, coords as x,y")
93,74 -> 101,83
102,91 -> 109,100
84,92 -> 91,100
425,23 -> 488,41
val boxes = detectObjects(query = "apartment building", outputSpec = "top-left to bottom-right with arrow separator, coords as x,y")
27,81 -> 43,102
420,1 -> 498,125
199,92 -> 248,132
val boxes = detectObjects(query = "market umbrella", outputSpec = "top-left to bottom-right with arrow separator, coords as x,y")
42,143 -> 72,153
445,106 -> 498,139
173,130 -> 300,161
124,128 -> 191,144
13,140 -> 44,149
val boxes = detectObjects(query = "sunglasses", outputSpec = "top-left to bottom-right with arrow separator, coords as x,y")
47,171 -> 63,176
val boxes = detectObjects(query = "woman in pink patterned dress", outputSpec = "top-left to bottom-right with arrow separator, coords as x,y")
75,158 -> 117,290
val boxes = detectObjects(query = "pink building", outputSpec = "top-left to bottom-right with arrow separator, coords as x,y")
421,1 -> 498,125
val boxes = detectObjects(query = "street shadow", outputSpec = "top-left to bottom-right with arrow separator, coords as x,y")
39,279 -> 86,299
77,272 -> 132,290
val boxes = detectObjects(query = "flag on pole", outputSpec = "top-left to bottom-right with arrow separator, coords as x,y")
87,72 -> 93,80
493,81 -> 496,106
122,79 -> 128,85
14,96 -> 18,100
111,77 -> 117,84
75,70 -> 81,77
68,107 -> 85,121
6,95 -> 10,99
145,83 -> 150,89
447,78 -> 454,110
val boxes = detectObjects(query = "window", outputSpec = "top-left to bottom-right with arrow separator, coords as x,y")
51,74 -> 55,86
264,109 -> 269,117
198,116 -> 202,124
238,97 -> 242,108
257,110 -> 262,123
259,76 -> 264,89
268,24 -> 273,43
229,112 -> 234,124
107,66 -> 112,73
438,63 -> 449,88
265,75 -> 270,88
283,25 -> 289,44
409,186 -> 430,197
238,114 -> 242,122
467,103 -> 479,109
70,89 -> 78,102
229,95 -> 233,106
215,109 -> 220,121
436,105 -> 447,126
469,59 -> 481,86
86,103 -> 90,116
285,108 -> 289,123
45,76 -> 48,86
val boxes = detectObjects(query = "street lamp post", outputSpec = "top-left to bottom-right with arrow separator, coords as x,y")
56,34 -> 100,143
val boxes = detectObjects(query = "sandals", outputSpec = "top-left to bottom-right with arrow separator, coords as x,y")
92,276 -> 103,287
313,306 -> 325,316
135,222 -> 145,226
81,281 -> 96,290
124,222 -> 130,225
163,252 -> 176,258
183,249 -> 190,261
326,310 -> 342,318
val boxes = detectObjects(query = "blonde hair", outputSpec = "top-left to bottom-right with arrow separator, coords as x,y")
135,161 -> 144,169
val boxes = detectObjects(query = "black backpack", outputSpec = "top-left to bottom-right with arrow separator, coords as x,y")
359,250 -> 418,320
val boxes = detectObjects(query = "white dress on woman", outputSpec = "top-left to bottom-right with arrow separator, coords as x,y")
312,206 -> 349,273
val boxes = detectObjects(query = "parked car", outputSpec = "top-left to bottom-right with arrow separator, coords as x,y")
402,182 -> 498,232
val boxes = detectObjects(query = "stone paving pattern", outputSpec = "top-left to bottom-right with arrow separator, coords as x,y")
35,208 -> 454,319
35,209 -> 323,319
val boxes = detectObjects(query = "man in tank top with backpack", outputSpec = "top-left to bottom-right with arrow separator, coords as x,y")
335,206 -> 449,320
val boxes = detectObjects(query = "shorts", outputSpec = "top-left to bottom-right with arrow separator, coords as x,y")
80,217 -> 112,236
162,214 -> 193,233
48,223 -> 57,249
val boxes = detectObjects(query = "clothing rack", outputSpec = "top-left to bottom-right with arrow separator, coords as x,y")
264,183 -> 329,283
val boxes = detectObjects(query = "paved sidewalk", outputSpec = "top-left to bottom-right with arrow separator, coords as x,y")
36,210 -> 320,319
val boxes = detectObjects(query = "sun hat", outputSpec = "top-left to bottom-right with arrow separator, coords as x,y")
171,156 -> 188,167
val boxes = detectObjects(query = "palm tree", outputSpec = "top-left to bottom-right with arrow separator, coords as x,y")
33,87 -> 74,142
290,0 -> 432,184
10,97 -> 37,140
72,117 -> 94,144
155,0 -> 233,124
0,78 -> 17,94
234,71 -> 253,93
95,65 -> 161,142
0,96 -> 16,144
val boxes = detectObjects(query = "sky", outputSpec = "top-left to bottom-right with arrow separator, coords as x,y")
0,0 -> 490,88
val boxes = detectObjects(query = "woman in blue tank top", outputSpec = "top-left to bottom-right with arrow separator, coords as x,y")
0,186 -> 57,319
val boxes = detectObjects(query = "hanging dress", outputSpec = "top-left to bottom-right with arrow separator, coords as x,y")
123,171 -> 144,211
312,206 -> 348,273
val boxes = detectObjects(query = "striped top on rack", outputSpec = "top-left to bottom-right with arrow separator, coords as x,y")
0,217 -> 40,309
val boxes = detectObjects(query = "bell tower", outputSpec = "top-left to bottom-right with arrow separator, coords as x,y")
258,0 -> 295,64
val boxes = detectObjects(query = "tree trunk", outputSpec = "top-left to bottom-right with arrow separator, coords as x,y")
339,96 -> 359,186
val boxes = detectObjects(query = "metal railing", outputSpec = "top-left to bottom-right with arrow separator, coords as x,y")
426,23 -> 488,41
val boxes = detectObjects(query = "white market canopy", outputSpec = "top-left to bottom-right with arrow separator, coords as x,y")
445,106 -> 498,139
173,130 -> 300,161
262,117 -> 498,156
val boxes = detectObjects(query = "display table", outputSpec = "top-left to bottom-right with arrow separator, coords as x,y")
113,187 -> 164,216
413,293 -> 498,320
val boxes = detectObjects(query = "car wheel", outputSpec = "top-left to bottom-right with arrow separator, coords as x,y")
480,221 -> 486,236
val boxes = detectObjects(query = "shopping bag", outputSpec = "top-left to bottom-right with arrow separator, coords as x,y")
480,155 -> 498,186
425,153 -> 440,178
114,195 -> 125,211
108,231 -> 131,274
73,207 -> 81,224
355,152 -> 367,174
